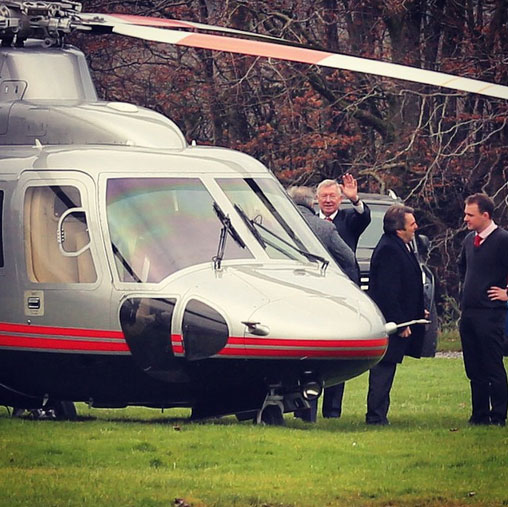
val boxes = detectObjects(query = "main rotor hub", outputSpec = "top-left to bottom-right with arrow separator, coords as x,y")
0,1 -> 82,47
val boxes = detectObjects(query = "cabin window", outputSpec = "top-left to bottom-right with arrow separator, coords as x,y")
106,178 -> 253,283
0,190 -> 4,267
24,185 -> 97,283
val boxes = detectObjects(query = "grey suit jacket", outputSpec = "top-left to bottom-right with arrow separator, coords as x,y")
297,205 -> 358,283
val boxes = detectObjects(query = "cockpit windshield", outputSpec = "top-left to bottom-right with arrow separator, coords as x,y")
106,178 -> 252,283
217,178 -> 330,263
106,176 -> 332,283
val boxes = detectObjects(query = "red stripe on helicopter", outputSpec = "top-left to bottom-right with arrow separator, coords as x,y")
0,323 -> 386,358
0,335 -> 129,352
0,322 -> 124,340
219,335 -> 387,358
229,337 -> 388,348
169,333 -> 386,359
0,322 -> 128,353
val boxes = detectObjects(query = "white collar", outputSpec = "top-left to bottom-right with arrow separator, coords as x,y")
319,210 -> 338,220
478,221 -> 497,240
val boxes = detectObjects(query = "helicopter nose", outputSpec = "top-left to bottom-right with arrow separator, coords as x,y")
240,294 -> 387,360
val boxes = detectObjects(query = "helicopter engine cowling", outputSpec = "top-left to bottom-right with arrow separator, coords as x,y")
0,43 -> 187,148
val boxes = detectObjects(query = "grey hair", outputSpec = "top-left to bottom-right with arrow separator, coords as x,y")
316,179 -> 340,195
287,186 -> 315,208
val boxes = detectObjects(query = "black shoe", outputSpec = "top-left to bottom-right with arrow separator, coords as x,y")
468,417 -> 490,426
294,409 -> 316,423
366,419 -> 389,426
490,419 -> 506,427
323,412 -> 341,419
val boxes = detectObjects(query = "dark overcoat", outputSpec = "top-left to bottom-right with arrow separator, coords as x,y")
368,233 -> 425,363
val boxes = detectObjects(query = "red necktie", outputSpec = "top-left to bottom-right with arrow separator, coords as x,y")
474,234 -> 482,247
324,217 -> 332,222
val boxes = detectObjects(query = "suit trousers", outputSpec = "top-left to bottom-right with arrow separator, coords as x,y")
295,383 -> 345,422
366,362 -> 397,424
459,308 -> 508,424
322,383 -> 345,417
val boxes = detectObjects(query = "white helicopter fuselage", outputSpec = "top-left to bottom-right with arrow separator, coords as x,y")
0,42 -> 387,420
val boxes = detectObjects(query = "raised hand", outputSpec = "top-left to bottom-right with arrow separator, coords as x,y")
339,173 -> 359,202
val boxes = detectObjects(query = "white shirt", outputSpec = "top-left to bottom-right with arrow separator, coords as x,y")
319,200 -> 364,220
477,220 -> 498,242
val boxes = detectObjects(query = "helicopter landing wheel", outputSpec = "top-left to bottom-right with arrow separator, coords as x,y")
11,401 -> 77,421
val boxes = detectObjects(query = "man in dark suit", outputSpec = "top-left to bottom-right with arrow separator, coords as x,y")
316,176 -> 371,418
366,204 -> 427,425
459,193 -> 508,426
316,176 -> 371,251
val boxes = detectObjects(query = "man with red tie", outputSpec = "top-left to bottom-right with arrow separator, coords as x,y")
459,193 -> 508,426
316,175 -> 371,252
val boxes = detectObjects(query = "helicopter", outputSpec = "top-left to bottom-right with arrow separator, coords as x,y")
0,2 -> 504,425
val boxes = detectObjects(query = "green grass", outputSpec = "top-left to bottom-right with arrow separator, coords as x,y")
437,328 -> 463,352
1,358 -> 507,506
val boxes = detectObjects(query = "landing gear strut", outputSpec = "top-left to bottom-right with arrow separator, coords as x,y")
255,389 -> 285,426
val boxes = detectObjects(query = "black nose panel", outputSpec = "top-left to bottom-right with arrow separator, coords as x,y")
183,300 -> 228,361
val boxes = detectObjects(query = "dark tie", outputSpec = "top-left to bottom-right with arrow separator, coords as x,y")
474,234 -> 482,248
324,217 -> 332,222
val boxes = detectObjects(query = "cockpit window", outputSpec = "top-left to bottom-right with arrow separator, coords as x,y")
217,178 -> 330,262
106,178 -> 253,283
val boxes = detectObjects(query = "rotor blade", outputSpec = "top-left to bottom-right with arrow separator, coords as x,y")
77,15 -> 508,100
113,24 -> 508,100
77,13 -> 285,44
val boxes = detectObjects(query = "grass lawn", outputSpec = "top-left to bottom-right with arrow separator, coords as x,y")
1,357 -> 507,507
437,328 -> 463,353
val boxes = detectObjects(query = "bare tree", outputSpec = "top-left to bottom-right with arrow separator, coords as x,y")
74,0 -> 508,313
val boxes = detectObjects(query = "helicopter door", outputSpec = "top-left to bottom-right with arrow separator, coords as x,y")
19,175 -> 111,332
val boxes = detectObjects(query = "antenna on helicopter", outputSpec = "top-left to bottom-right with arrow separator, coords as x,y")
385,319 -> 431,336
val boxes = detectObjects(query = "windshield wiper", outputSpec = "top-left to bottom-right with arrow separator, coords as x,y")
234,204 -> 266,248
213,202 -> 246,270
257,221 -> 329,271
234,204 -> 329,273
